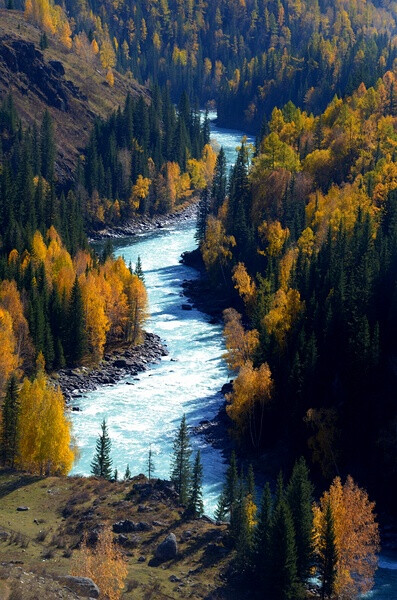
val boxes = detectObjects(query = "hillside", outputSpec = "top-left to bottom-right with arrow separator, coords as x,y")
0,470 -> 235,600
0,9 -> 147,182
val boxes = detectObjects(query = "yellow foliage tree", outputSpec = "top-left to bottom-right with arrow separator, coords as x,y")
226,360 -> 273,448
126,274 -> 148,345
72,525 -> 127,600
129,175 -> 151,212
0,281 -> 33,365
263,288 -> 303,348
0,308 -> 20,397
258,220 -> 290,257
17,371 -> 75,475
201,217 -> 236,282
313,476 -> 380,599
223,308 -> 259,370
232,262 -> 256,310
106,69 -> 115,87
81,273 -> 110,363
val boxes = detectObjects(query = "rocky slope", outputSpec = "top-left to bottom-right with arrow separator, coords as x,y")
0,9 -> 147,182
0,471 -> 236,599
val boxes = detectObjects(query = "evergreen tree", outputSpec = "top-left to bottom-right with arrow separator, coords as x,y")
254,482 -> 273,585
0,374 -> 19,467
101,240 -> 114,263
113,468 -> 118,481
147,444 -> 155,482
170,414 -> 192,505
134,255 -> 145,282
225,451 -> 239,515
214,490 -> 228,522
40,110 -> 55,181
234,478 -> 253,572
187,450 -> 204,518
286,457 -> 314,584
211,147 -> 227,214
124,464 -> 131,480
319,500 -> 338,600
195,186 -> 210,245
269,484 -> 301,599
67,277 -> 86,365
91,419 -> 112,480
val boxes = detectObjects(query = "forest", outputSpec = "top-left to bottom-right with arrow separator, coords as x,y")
197,71 -> 397,514
0,0 -> 396,598
22,0 -> 397,131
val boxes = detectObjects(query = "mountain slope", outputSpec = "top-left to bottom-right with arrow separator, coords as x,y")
0,9 -> 147,181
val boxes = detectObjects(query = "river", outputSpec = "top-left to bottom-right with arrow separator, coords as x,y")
69,114 -> 397,599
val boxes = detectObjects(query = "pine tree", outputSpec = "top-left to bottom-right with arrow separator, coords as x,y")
211,147 -> 227,214
266,472 -> 303,599
170,414 -> 192,505
195,187 -> 210,245
286,457 -> 314,584
0,374 -> 19,467
134,256 -> 145,282
124,464 -> 131,480
147,444 -> 155,482
91,419 -> 112,480
234,478 -> 253,571
113,468 -> 118,481
269,492 -> 301,600
319,500 -> 338,600
214,490 -> 228,522
254,482 -> 273,585
225,451 -> 239,515
187,450 -> 204,518
67,277 -> 86,365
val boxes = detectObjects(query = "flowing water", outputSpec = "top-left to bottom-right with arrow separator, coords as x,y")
69,114 -> 397,598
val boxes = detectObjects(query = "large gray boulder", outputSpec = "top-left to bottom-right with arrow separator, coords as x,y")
57,575 -> 99,598
155,533 -> 178,561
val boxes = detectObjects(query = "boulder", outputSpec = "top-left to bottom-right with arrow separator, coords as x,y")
181,303 -> 193,311
57,575 -> 99,598
113,359 -> 128,368
155,533 -> 178,561
112,520 -> 136,533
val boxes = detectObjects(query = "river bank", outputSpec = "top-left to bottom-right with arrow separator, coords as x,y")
89,203 -> 198,240
55,332 -> 168,404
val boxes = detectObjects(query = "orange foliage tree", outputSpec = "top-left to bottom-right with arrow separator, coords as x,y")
73,525 -> 127,600
0,308 -> 20,397
313,476 -> 380,599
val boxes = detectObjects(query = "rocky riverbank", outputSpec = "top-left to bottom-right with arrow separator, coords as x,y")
89,203 -> 197,240
55,332 -> 168,404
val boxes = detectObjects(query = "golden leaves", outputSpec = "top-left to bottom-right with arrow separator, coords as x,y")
226,360 -> 273,447
313,476 -> 380,599
0,307 -> 20,397
263,288 -> 303,348
17,372 -> 75,475
223,308 -> 259,371
72,525 -> 128,600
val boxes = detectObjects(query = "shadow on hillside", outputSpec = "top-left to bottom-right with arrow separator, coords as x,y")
0,470 -> 42,499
